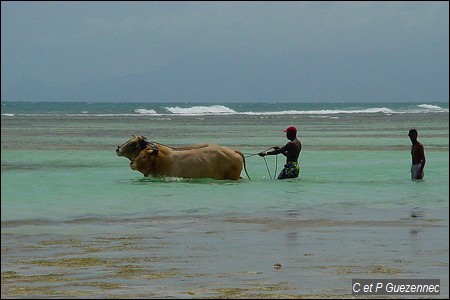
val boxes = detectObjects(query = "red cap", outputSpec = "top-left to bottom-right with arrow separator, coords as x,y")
283,126 -> 297,133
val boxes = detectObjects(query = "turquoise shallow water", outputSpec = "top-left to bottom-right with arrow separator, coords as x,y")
1,148 -> 449,221
1,102 -> 449,298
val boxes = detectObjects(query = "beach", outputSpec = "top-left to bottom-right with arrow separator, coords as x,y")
2,210 -> 448,298
1,101 -> 449,298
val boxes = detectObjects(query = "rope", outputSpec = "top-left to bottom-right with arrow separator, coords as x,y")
264,154 -> 278,179
244,147 -> 280,179
263,156 -> 273,179
243,153 -> 259,158
262,147 -> 279,179
274,154 -> 278,179
243,147 -> 274,158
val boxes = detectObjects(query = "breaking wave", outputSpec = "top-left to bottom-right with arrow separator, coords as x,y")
134,108 -> 159,115
164,105 -> 237,115
2,102 -> 448,117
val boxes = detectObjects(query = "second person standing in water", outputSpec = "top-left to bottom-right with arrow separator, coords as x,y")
259,126 -> 302,179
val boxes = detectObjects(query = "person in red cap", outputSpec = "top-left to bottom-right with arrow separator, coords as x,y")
259,126 -> 302,179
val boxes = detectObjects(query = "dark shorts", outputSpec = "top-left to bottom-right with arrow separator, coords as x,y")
411,163 -> 424,179
278,161 -> 300,179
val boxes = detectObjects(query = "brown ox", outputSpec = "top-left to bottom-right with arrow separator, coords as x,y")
116,135 -> 211,161
129,143 -> 250,180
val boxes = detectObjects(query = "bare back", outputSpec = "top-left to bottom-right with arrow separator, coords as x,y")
281,138 -> 302,163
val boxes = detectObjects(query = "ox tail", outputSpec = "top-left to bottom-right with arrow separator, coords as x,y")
235,150 -> 251,180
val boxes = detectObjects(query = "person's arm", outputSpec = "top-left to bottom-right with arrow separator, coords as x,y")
419,144 -> 426,177
259,143 -> 289,157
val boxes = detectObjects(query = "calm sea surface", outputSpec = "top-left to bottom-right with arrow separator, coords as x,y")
1,101 -> 449,298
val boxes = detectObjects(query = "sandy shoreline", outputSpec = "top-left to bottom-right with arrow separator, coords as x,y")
2,211 -> 448,299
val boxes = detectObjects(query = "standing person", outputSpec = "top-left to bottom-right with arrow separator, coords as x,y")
259,126 -> 302,179
408,129 -> 426,180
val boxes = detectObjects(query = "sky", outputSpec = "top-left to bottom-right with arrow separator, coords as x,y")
1,1 -> 449,103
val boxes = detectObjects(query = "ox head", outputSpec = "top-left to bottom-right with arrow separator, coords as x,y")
116,135 -> 149,161
130,148 -> 159,176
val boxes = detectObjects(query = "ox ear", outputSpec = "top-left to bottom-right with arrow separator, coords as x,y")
147,148 -> 158,157
141,149 -> 154,158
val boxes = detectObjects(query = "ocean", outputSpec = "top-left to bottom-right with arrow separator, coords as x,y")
1,101 -> 449,298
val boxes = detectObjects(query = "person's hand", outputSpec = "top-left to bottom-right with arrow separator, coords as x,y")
258,152 -> 267,157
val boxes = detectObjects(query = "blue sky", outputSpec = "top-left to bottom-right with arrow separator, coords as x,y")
1,1 -> 448,102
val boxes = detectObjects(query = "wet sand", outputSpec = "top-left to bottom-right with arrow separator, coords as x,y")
2,212 -> 448,299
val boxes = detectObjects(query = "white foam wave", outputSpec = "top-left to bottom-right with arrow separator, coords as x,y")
241,107 -> 395,115
134,108 -> 159,115
3,103 -> 447,117
401,104 -> 449,113
161,105 -> 398,116
417,104 -> 446,110
164,105 -> 237,115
